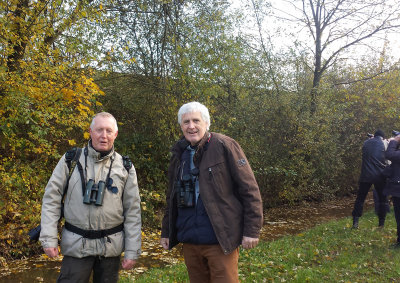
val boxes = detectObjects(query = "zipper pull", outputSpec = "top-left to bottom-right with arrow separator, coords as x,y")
208,168 -> 212,179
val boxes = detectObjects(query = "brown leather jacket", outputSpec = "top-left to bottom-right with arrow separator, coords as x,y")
161,132 -> 263,254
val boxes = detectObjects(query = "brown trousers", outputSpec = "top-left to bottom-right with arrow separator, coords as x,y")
183,243 -> 239,283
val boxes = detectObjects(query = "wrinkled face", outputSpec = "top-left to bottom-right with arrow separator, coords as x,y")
90,116 -> 118,152
180,111 -> 208,146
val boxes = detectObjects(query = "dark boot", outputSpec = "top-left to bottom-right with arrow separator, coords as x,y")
390,242 -> 400,249
352,217 -> 359,229
379,218 -> 385,227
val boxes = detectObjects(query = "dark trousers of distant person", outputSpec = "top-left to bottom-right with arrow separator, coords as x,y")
392,197 -> 400,243
57,255 -> 120,283
352,181 -> 387,227
373,188 -> 390,214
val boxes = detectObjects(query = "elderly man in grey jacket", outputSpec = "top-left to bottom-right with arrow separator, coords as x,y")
40,112 -> 141,283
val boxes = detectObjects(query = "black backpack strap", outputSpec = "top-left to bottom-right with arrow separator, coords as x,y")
65,147 -> 78,171
67,148 -> 82,177
61,147 -> 82,219
122,155 -> 132,172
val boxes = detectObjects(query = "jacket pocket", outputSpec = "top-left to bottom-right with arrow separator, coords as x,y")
104,231 -> 124,257
60,228 -> 84,257
206,161 -> 233,195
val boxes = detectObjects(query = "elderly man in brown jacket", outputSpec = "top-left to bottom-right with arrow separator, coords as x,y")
161,102 -> 263,283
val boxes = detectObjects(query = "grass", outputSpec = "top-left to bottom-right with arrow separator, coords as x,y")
120,210 -> 400,282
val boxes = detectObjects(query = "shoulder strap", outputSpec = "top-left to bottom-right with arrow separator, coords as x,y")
65,147 -> 77,170
122,155 -> 132,172
60,147 -> 82,219
65,147 -> 82,178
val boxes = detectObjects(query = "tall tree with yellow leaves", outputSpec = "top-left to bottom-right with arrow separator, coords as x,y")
0,0 -> 108,258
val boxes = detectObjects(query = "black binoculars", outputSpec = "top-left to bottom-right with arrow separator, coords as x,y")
393,130 -> 400,136
176,174 -> 195,208
83,179 -> 105,206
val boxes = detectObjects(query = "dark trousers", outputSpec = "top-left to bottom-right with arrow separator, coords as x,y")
373,188 -> 390,214
352,181 -> 387,220
392,197 -> 400,242
182,243 -> 239,283
57,255 -> 121,283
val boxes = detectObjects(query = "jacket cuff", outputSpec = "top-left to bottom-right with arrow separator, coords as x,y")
40,238 -> 59,249
124,249 -> 141,260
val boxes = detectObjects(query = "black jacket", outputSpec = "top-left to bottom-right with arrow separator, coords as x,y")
384,140 -> 400,197
359,136 -> 387,183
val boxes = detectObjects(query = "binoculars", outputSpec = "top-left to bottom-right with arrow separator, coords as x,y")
176,174 -> 195,208
83,179 -> 105,206
393,130 -> 400,136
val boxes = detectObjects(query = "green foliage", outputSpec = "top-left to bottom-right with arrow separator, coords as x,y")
2,0 -> 400,262
0,0 -> 108,259
128,210 -> 400,282
97,1 -> 400,213
96,73 -> 181,226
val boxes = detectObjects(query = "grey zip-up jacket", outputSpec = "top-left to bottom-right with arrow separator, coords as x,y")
40,144 -> 142,260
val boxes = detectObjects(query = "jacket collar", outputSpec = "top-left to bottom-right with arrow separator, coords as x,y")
87,140 -> 115,161
172,132 -> 211,165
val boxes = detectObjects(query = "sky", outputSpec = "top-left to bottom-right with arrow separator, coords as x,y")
229,0 -> 400,63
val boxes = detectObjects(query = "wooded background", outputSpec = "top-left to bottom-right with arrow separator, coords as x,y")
1,0 -> 400,259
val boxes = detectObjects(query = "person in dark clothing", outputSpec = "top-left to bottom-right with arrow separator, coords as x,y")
352,129 -> 389,228
383,134 -> 400,248
373,188 -> 390,215
160,102 -> 263,283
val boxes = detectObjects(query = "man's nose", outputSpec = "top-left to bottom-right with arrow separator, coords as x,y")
188,121 -> 195,128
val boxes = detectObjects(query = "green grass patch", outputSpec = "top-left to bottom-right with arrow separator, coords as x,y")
124,210 -> 400,282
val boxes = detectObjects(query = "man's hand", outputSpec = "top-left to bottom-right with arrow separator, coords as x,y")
241,236 -> 259,249
160,237 -> 169,250
44,247 -> 59,258
121,259 -> 136,270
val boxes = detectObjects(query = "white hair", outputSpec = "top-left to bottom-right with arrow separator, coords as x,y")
178,102 -> 210,130
90,112 -> 118,132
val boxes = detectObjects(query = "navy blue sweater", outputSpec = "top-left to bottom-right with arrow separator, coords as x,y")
176,146 -> 218,245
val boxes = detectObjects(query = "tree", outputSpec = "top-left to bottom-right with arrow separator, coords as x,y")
301,0 -> 400,113
97,0 -> 249,224
0,0 -> 108,258
254,0 -> 400,114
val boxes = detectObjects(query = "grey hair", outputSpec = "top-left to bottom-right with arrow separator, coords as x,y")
177,102 -> 210,130
90,112 -> 118,132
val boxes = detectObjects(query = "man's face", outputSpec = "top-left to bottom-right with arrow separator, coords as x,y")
180,111 -> 208,146
90,116 -> 118,152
